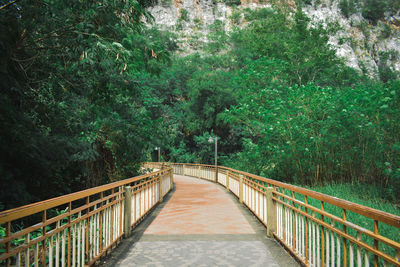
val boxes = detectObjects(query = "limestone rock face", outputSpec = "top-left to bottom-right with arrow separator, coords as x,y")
147,0 -> 400,75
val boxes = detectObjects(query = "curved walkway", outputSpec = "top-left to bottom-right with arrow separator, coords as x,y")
102,175 -> 299,267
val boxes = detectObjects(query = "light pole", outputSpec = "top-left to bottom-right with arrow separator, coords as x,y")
155,147 -> 160,162
208,136 -> 218,182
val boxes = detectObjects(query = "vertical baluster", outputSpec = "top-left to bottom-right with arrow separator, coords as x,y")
258,189 -> 261,217
116,201 -> 119,238
290,209 -> 293,248
373,220 -> 378,267
248,184 -> 250,206
286,207 -> 288,245
97,209 -> 100,256
5,222 -> 10,267
243,183 -> 246,205
294,212 -> 300,255
349,243 -> 354,267
287,209 -> 293,247
309,219 -> 312,266
102,206 -> 105,251
138,188 -> 141,219
68,202 -> 72,267
264,193 -> 267,223
93,212 -> 96,259
313,214 -> 316,267
41,210 -> 47,266
16,252 -> 21,267
252,184 -> 254,209
99,192 -> 103,254
326,229 -> 330,267
119,187 -> 123,240
305,196 -> 309,265
77,216 -> 81,267
343,209 -> 347,267
134,191 -> 137,224
34,242 -> 39,267
49,235 -> 53,267
279,203 -> 282,238
111,190 -> 114,245
95,210 -> 98,258
105,206 -> 109,247
56,221 -> 60,267
365,251 -> 369,267
337,232 -> 341,267
103,205 -> 108,251
81,220 -> 85,266
283,190 -> 286,243
72,224 -> 76,267
302,214 -> 305,260
141,188 -> 144,218
321,202 -> 325,267
357,232 -> 362,267
89,215 -> 92,260
276,203 -> 280,238
292,191 -> 296,252
147,183 -> 150,211
317,224 -> 320,267
331,222 -> 334,267
24,233 -> 30,267
108,206 -> 111,245
61,228 -> 66,267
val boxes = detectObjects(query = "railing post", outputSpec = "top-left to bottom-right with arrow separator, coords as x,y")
239,175 -> 243,204
123,186 -> 132,237
198,165 -> 201,179
266,187 -> 275,238
226,171 -> 230,191
182,164 -> 185,176
159,174 -> 163,202
170,168 -> 174,189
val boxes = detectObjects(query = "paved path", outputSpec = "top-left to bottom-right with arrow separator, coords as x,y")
102,175 -> 299,267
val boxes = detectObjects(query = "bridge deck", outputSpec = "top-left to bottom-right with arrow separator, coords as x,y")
103,175 -> 299,266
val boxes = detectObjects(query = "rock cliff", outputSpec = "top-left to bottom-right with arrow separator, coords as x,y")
147,0 -> 400,77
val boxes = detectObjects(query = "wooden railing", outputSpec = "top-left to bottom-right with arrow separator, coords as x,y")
144,162 -> 400,267
0,168 -> 173,267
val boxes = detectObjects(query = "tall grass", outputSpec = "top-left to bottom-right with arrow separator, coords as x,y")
307,182 -> 400,265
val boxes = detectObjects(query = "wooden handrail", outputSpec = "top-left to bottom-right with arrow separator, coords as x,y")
0,169 -> 170,224
147,162 -> 400,228
0,167 -> 174,266
145,162 -> 400,266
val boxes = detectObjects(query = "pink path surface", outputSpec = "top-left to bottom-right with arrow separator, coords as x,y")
144,175 -> 255,234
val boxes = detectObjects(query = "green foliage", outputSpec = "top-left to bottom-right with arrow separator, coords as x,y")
306,183 -> 400,259
226,0 -> 241,6
230,10 -> 242,25
0,0 -> 176,209
379,22 -> 392,39
362,0 -> 386,25
206,20 -> 229,53
339,0 -> 399,24
180,8 -> 190,22
2,0 -> 400,215
339,0 -> 359,18
224,81 -> 400,198
232,7 -> 356,86
243,7 -> 274,21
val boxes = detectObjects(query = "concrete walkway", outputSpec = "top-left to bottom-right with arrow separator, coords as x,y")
102,175 -> 299,267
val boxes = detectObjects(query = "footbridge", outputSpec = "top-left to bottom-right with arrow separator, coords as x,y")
1,162 -> 399,267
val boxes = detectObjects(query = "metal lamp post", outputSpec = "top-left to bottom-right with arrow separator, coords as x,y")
155,147 -> 160,162
208,136 -> 218,182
